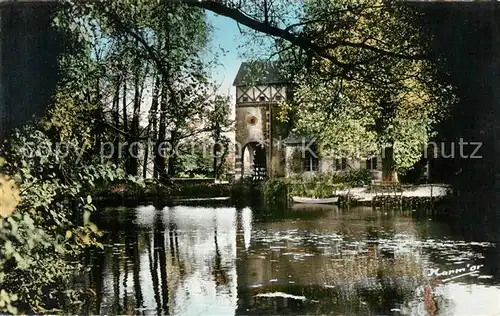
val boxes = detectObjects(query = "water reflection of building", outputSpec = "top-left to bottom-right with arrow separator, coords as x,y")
163,206 -> 238,315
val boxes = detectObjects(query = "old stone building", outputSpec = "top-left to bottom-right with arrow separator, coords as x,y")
233,61 -> 291,180
233,61 -> 383,180
282,135 -> 383,178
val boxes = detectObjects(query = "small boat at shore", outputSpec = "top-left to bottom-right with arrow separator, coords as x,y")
292,196 -> 339,204
291,204 -> 339,212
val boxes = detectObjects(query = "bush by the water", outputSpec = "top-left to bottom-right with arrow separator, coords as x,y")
371,195 -> 446,209
231,178 -> 265,207
264,169 -> 372,200
0,127 -> 137,313
263,178 -> 289,205
98,180 -> 231,200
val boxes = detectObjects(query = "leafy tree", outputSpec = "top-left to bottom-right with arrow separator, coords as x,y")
174,144 -> 213,178
87,0 -> 211,179
55,0 -> 233,182
274,0 -> 456,181
173,0 -> 456,181
183,0 -> 425,68
0,124 -> 138,313
166,94 -> 233,179
205,95 -> 233,179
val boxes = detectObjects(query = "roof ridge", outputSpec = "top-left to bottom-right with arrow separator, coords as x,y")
233,60 -> 288,87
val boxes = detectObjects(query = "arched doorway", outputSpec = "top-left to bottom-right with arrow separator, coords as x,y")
242,142 -> 267,180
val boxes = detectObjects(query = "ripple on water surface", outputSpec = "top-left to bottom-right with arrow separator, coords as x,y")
70,205 -> 500,315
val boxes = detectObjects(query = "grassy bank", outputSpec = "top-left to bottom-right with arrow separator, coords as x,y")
263,171 -> 452,209
94,172 -> 451,211
95,180 -> 232,203
263,170 -> 372,205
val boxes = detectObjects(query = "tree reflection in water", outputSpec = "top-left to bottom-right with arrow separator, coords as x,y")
154,212 -> 169,314
213,216 -> 229,287
145,229 -> 161,315
68,205 -> 500,315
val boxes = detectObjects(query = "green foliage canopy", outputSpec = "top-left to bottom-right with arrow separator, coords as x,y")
278,0 -> 457,171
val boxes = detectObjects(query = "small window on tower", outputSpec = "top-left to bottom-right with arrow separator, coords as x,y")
275,95 -> 282,101
242,96 -> 249,102
259,96 -> 266,101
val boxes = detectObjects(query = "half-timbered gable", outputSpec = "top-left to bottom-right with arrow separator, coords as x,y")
233,61 -> 289,106
236,85 -> 288,104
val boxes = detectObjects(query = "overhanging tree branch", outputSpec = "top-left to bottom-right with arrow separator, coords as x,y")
178,0 -> 349,68
178,0 -> 428,69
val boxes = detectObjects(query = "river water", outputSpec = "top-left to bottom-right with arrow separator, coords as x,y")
71,204 -> 500,315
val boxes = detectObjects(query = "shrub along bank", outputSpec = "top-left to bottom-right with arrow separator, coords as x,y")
263,170 -> 372,205
0,126 -> 141,313
262,170 -> 449,209
95,181 -> 232,203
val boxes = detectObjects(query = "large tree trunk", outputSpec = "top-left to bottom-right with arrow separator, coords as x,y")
126,51 -> 142,176
142,138 -> 150,178
213,122 -> 221,179
155,82 -> 169,182
84,76 -> 103,162
122,73 -> 128,130
122,74 -> 129,170
154,22 -> 172,183
167,153 -> 176,178
143,74 -> 160,178
382,146 -> 398,182
167,130 -> 177,178
94,76 -> 103,155
112,76 -> 121,164
216,142 -> 229,180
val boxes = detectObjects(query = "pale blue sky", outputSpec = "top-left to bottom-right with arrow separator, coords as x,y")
206,12 -> 245,100
205,11 -> 289,100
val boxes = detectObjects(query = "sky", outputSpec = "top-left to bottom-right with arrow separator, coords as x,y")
205,12 -> 245,101
205,10 -> 292,100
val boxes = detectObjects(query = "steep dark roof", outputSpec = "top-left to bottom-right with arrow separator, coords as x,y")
233,61 -> 288,86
